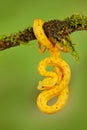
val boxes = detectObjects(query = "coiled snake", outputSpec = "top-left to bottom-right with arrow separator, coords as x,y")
33,19 -> 71,114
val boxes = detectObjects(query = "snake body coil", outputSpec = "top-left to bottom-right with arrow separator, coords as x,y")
33,19 -> 71,114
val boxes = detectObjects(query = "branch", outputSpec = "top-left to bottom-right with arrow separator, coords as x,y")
0,14 -> 87,51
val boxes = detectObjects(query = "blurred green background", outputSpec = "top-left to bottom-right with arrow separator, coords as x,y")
0,0 -> 87,130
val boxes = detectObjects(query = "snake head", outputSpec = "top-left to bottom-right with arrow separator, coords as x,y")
37,81 -> 53,90
37,78 -> 55,90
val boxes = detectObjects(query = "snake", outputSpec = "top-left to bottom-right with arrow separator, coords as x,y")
33,19 -> 71,114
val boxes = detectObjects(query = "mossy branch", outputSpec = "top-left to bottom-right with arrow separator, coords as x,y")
0,14 -> 87,51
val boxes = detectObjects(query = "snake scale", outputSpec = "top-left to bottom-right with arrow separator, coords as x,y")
33,19 -> 71,114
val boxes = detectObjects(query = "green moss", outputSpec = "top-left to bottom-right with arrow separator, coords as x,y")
67,14 -> 87,29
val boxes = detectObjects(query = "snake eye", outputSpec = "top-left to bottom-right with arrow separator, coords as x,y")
37,85 -> 46,90
41,86 -> 45,89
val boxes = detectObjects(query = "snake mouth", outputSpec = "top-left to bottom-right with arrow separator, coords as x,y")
37,85 -> 53,90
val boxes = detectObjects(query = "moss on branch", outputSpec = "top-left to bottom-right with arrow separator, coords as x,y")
0,14 -> 87,52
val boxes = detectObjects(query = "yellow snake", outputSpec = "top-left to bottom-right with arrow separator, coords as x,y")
33,19 -> 71,114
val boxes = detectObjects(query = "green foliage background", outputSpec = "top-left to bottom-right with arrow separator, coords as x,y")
0,0 -> 87,130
